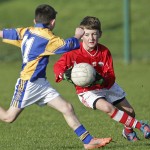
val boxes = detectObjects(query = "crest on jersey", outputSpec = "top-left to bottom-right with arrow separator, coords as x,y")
98,62 -> 104,66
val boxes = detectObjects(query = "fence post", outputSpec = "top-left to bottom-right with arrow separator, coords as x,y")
123,0 -> 131,63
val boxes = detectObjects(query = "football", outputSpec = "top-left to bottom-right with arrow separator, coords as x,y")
71,63 -> 96,87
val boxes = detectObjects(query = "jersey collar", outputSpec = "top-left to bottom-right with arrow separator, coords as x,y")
34,23 -> 48,28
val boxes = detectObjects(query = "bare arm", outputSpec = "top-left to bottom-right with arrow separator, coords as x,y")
0,30 -> 3,38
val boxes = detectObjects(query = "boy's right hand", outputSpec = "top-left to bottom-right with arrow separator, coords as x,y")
94,72 -> 104,85
74,27 -> 84,39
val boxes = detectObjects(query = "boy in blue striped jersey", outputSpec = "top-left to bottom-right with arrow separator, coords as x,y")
0,4 -> 111,149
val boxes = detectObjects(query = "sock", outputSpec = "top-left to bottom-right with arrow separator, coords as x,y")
124,126 -> 133,133
111,108 -> 142,130
74,125 -> 93,144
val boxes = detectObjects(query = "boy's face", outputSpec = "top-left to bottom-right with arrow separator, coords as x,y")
82,29 -> 100,51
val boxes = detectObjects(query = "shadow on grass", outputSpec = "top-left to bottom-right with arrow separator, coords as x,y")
61,141 -> 150,150
108,141 -> 150,150
54,145 -> 82,150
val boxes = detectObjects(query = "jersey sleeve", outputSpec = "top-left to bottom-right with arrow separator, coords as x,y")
53,53 -> 72,82
2,28 -> 27,47
45,36 -> 80,55
102,50 -> 115,89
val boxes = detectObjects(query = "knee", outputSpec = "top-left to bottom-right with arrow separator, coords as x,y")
102,105 -> 116,116
62,102 -> 74,115
127,108 -> 135,117
96,100 -> 115,116
2,115 -> 16,123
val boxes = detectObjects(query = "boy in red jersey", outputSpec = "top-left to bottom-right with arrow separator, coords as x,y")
0,5 -> 112,149
54,16 -> 150,142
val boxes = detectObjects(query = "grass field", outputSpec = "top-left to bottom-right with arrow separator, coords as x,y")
0,60 -> 150,150
0,0 -> 150,149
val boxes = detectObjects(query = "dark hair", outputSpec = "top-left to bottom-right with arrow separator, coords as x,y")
80,16 -> 101,32
35,4 -> 57,25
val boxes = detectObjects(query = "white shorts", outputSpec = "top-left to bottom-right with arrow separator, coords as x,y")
10,78 -> 60,108
78,83 -> 126,109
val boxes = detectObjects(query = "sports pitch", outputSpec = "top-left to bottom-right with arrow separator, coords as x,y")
0,0 -> 150,149
0,61 -> 149,150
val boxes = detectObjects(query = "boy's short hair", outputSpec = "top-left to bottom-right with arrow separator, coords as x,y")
80,16 -> 101,32
35,4 -> 57,25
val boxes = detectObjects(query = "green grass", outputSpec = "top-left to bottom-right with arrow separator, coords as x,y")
0,61 -> 150,150
0,0 -> 150,149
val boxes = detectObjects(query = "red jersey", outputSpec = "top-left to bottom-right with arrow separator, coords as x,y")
54,43 -> 115,94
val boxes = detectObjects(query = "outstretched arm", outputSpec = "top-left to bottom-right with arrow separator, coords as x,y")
52,27 -> 84,54
0,30 -> 3,38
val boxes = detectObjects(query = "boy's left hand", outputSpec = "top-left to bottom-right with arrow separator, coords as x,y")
63,67 -> 73,83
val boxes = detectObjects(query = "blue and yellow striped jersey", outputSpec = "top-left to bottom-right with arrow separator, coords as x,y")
2,23 -> 80,82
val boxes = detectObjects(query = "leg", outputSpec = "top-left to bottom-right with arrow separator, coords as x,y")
114,98 -> 139,141
95,98 -> 116,116
0,78 -> 26,123
95,98 -> 150,140
47,95 -> 80,130
0,106 -> 23,123
47,96 -> 112,149
114,97 -> 135,117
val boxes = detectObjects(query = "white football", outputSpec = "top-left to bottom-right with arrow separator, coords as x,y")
71,63 -> 96,87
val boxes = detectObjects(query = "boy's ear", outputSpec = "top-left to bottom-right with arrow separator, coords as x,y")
50,19 -> 55,26
33,19 -> 36,24
99,31 -> 102,38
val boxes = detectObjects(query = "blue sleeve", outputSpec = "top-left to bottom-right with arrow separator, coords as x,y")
3,29 -> 20,40
54,37 -> 80,54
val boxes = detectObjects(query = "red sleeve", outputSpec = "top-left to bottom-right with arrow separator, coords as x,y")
53,53 -> 73,82
102,50 -> 115,89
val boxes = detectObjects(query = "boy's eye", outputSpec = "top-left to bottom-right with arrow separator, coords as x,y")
84,34 -> 89,36
84,33 -> 98,36
93,32 -> 98,36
